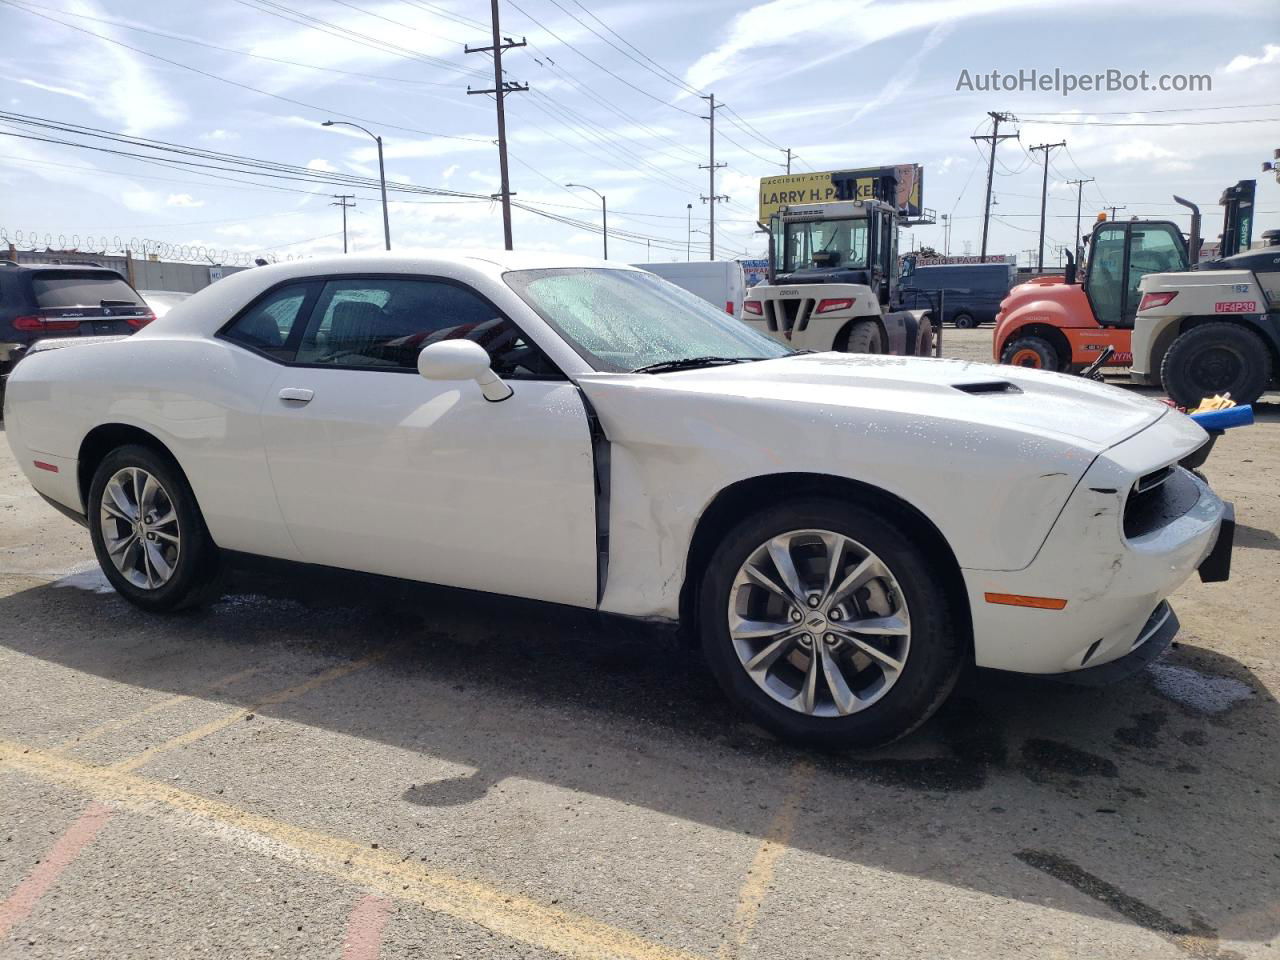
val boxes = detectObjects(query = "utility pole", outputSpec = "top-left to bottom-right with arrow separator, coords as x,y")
699,93 -> 728,260
783,147 -> 793,174
1108,205 -> 1127,221
465,0 -> 527,251
330,194 -> 355,253
1030,140 -> 1066,271
686,203 -> 692,261
941,213 -> 951,256
972,111 -> 1018,260
1067,177 -> 1094,264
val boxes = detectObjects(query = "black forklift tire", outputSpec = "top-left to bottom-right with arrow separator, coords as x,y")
1160,322 -> 1272,408
952,312 -> 978,330
1001,336 -> 1059,371
838,320 -> 883,354
916,319 -> 934,357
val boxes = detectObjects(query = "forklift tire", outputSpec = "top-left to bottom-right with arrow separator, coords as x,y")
1160,322 -> 1272,408
1001,336 -> 1059,371
953,312 -> 978,330
838,320 -> 883,355
916,320 -> 934,357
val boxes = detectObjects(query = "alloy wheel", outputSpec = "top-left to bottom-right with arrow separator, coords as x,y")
727,529 -> 911,717
99,467 -> 181,590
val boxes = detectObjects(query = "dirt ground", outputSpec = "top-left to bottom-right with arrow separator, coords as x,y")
0,329 -> 1276,959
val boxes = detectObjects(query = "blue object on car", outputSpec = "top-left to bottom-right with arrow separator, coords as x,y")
1189,405 -> 1254,431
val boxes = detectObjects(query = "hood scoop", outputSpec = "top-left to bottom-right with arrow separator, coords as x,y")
952,379 -> 1022,395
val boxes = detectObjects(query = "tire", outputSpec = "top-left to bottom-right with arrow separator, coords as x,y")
88,444 -> 221,612
837,319 -> 883,354
697,499 -> 964,748
1159,322 -> 1272,408
1001,335 -> 1059,371
953,312 -> 978,330
915,319 -> 934,357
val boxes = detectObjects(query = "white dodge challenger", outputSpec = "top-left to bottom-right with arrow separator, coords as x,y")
3,252 -> 1234,746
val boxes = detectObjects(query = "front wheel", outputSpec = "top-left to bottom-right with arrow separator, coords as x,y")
1160,322 -> 1271,407
1001,335 -> 1060,371
915,319 -> 934,357
836,319 -> 883,354
953,312 -> 978,330
88,444 -> 220,612
698,500 -> 963,747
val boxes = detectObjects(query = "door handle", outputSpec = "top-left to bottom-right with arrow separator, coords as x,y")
278,387 -> 314,404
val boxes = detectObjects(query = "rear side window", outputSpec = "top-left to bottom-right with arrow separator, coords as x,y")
222,282 -> 317,360
31,271 -> 140,308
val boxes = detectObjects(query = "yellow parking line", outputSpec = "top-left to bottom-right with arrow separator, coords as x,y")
0,738 -> 704,960
110,653 -> 386,774
717,761 -> 814,960
53,665 -> 265,755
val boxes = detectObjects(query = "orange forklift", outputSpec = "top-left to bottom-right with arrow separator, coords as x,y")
993,181 -> 1255,371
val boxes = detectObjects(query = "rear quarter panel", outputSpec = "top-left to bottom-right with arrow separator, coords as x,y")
5,335 -> 298,560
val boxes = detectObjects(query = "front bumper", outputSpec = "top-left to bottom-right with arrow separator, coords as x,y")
965,428 -> 1229,676
1048,601 -> 1178,686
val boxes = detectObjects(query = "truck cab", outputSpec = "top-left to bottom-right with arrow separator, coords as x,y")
741,200 -> 932,356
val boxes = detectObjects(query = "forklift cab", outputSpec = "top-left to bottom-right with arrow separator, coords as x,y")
1082,219 -> 1188,328
767,200 -> 899,306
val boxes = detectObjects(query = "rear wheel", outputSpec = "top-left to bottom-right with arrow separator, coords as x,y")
88,444 -> 220,612
1001,336 -> 1060,371
916,319 -> 934,357
698,500 -> 963,747
837,319 -> 883,354
1160,322 -> 1271,407
953,312 -> 978,330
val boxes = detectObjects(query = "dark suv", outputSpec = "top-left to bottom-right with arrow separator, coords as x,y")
1,261 -> 153,399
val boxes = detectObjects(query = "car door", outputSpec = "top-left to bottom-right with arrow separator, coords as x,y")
258,274 -> 599,609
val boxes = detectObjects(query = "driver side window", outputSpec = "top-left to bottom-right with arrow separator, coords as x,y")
292,276 -> 560,378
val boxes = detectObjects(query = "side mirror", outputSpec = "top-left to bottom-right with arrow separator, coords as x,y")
417,340 -> 512,402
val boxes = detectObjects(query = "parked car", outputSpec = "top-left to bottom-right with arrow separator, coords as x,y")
636,260 -> 746,317
139,290 -> 191,319
3,252 -> 1234,746
898,261 -> 1016,328
1,261 -> 152,404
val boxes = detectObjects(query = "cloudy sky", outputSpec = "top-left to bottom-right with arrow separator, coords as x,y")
0,0 -> 1276,267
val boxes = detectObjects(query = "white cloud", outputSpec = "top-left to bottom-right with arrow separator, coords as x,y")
441,163 -> 460,181
307,158 -> 339,173
16,78 -> 93,104
166,194 -> 206,208
38,0 -> 184,134
200,129 -> 240,142
1222,43 -> 1280,73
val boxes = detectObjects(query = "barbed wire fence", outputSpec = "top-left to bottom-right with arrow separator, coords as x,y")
0,227 -> 312,266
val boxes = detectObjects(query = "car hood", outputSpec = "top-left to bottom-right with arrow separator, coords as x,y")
577,352 -> 1172,452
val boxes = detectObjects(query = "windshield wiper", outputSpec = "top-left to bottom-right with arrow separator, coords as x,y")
632,356 -> 758,374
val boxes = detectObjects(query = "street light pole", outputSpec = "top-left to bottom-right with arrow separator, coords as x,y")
566,183 -> 607,259
323,120 -> 391,250
687,204 -> 692,261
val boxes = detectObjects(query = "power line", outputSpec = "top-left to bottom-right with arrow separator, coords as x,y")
568,0 -> 702,97
1017,101 -> 1280,117
2,0 -> 460,87
0,0 -> 491,143
1025,116 -> 1279,127
504,0 -> 700,117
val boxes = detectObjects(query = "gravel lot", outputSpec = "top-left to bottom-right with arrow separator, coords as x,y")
1,328 -> 1276,959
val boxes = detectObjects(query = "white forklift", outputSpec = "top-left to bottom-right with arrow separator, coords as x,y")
742,174 -> 934,356
1132,180 -> 1280,406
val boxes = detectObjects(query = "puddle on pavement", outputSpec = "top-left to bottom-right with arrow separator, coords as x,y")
51,565 -> 113,594
1146,663 -> 1255,716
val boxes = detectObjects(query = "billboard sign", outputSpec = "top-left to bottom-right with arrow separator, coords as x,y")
758,164 -> 923,222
